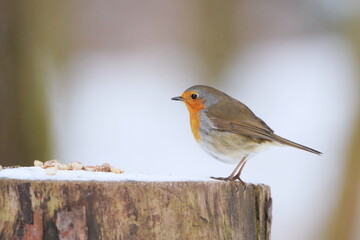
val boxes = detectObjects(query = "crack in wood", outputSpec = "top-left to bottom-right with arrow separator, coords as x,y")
159,186 -> 209,223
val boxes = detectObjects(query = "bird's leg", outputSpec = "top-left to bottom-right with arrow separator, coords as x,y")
228,156 -> 248,180
230,157 -> 248,184
211,155 -> 248,182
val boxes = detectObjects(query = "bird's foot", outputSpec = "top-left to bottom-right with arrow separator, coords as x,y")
210,176 -> 247,190
210,176 -> 230,181
230,175 -> 247,190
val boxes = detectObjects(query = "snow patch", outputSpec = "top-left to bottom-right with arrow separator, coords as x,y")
0,167 -> 214,182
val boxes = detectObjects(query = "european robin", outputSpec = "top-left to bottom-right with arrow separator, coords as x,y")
172,85 -> 322,182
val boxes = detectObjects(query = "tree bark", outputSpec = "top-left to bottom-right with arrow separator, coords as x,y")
0,179 -> 271,240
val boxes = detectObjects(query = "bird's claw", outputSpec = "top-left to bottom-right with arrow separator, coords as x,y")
210,176 -> 247,191
210,176 -> 230,181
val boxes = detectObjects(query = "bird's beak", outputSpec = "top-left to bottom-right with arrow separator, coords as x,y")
171,96 -> 184,101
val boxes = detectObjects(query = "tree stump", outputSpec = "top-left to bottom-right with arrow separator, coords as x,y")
0,175 -> 272,240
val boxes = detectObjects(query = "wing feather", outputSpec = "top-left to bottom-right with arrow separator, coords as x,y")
206,99 -> 275,141
206,99 -> 322,155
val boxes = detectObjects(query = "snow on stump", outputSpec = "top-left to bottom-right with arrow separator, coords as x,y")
0,167 -> 272,240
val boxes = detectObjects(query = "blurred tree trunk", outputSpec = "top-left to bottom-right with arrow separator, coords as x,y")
323,16 -> 360,240
0,1 -> 28,165
325,114 -> 360,240
195,0 -> 237,83
0,1 -> 68,166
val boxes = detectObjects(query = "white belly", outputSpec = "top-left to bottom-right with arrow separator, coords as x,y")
198,130 -> 276,164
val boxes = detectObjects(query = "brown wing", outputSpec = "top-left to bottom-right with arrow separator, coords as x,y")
206,98 -> 322,155
206,99 -> 275,141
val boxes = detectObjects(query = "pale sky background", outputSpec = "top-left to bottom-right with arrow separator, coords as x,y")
6,1 -> 358,239
48,34 -> 358,240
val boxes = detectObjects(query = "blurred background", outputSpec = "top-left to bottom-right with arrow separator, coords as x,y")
1,0 -> 359,239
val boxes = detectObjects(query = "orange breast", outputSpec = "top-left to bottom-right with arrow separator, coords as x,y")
185,102 -> 205,142
190,111 -> 201,141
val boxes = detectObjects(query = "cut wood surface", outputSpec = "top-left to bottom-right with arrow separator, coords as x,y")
0,177 -> 272,240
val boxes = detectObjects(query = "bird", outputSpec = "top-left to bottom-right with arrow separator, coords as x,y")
171,85 -> 322,183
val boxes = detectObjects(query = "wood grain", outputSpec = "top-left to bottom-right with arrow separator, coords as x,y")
0,179 -> 272,240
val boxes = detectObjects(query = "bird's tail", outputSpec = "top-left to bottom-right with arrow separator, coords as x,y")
273,134 -> 322,155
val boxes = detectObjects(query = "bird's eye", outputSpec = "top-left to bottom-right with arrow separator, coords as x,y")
191,93 -> 198,99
